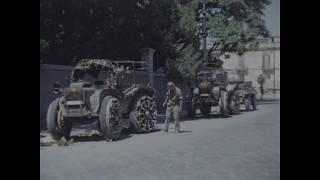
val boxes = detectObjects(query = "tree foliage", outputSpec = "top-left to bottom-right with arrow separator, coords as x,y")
173,0 -> 271,77
40,0 -> 271,78
40,39 -> 49,64
40,0 -> 179,68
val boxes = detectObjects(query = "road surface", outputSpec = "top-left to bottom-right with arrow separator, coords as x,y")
40,100 -> 280,180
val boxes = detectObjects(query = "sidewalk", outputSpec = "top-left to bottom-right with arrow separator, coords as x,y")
256,92 -> 280,102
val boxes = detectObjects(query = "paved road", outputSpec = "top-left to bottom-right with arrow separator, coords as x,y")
40,100 -> 280,180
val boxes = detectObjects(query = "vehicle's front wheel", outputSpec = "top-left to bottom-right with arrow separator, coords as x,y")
99,96 -> 122,140
130,95 -> 157,133
200,104 -> 211,117
47,98 -> 72,140
245,96 -> 252,111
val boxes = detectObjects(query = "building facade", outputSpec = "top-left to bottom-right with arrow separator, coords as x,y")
220,37 -> 280,91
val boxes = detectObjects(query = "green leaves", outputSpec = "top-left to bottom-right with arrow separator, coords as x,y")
40,0 -> 177,65
40,39 -> 50,64
39,0 -> 270,79
174,43 -> 202,77
175,0 -> 270,62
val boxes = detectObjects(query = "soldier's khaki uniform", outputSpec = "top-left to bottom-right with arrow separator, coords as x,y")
257,75 -> 265,99
164,86 -> 183,132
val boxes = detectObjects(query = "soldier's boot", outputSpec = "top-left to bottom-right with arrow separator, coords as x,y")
174,122 -> 180,133
163,121 -> 169,133
163,121 -> 168,133
173,106 -> 180,133
163,108 -> 172,132
174,119 -> 180,133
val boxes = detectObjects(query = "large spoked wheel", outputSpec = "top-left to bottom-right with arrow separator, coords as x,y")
220,91 -> 230,117
130,95 -> 157,133
99,96 -> 122,140
229,93 -> 241,115
47,98 -> 72,140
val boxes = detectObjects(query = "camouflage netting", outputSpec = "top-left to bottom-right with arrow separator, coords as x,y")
71,59 -> 117,80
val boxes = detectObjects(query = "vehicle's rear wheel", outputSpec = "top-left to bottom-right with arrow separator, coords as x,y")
130,95 -> 157,133
229,93 -> 241,115
47,98 -> 72,140
99,96 -> 122,140
200,104 -> 211,117
220,91 -> 230,117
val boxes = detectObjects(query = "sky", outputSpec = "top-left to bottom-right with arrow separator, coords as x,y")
263,0 -> 280,36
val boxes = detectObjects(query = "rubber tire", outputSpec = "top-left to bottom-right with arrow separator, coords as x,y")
47,98 -> 72,140
99,96 -> 121,140
200,105 -> 211,117
245,96 -> 252,111
229,94 -> 240,115
220,91 -> 229,117
130,96 -> 157,133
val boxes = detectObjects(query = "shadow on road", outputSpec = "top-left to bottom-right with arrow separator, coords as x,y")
122,127 -> 162,134
72,127 -> 163,143
181,114 -> 231,122
41,127 -> 162,145
70,133 -> 133,142
71,134 -> 105,142
178,130 -> 192,133
257,100 -> 280,105
114,134 -> 132,141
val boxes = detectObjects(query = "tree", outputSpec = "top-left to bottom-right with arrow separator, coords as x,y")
172,0 -> 271,76
40,0 -> 180,68
40,0 -> 271,79
40,39 -> 49,64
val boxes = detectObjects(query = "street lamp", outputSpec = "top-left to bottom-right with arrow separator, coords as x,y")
198,0 -> 208,64
272,37 -> 276,97
198,0 -> 222,65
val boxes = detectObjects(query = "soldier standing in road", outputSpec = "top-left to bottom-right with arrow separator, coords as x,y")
257,74 -> 265,99
162,81 -> 183,133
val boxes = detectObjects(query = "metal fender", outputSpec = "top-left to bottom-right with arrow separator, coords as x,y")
125,86 -> 155,98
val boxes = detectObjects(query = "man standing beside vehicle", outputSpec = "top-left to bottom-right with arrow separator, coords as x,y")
162,81 -> 183,133
257,74 -> 265,100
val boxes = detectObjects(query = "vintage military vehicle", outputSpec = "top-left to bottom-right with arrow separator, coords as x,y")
228,80 -> 257,113
185,61 -> 230,117
47,59 -> 157,141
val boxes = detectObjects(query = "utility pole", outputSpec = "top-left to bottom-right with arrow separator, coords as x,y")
200,0 -> 208,65
272,37 -> 276,97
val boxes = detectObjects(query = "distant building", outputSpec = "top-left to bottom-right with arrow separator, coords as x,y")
217,37 -> 280,91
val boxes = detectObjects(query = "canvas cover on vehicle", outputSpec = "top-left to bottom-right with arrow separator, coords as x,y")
72,59 -> 117,79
